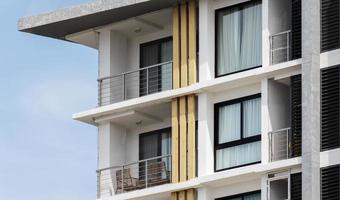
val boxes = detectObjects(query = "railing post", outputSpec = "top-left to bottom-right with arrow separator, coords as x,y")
122,74 -> 126,101
146,68 -> 149,95
287,32 -> 290,62
121,166 -> 124,193
98,80 -> 102,106
269,132 -> 272,162
97,170 -> 101,199
270,36 -> 273,65
145,160 -> 148,188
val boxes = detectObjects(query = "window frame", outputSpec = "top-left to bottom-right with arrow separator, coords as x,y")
215,190 -> 261,200
139,36 -> 173,68
139,36 -> 173,97
214,93 -> 262,172
139,127 -> 172,161
214,0 -> 262,78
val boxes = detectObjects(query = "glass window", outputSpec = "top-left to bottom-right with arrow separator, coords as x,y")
215,94 -> 261,171
140,38 -> 173,96
216,0 -> 262,76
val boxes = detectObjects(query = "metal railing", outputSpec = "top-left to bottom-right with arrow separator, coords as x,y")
97,155 -> 171,198
269,128 -> 291,162
270,30 -> 291,65
98,61 -> 173,106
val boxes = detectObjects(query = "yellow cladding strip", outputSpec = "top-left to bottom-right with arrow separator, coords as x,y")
187,95 -> 196,179
178,191 -> 186,200
179,96 -> 187,182
171,192 -> 178,200
186,189 -> 196,200
180,3 -> 188,87
171,99 -> 179,183
188,0 -> 197,85
173,5 -> 180,89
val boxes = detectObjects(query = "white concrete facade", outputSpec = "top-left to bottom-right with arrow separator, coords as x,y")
20,0 -> 340,200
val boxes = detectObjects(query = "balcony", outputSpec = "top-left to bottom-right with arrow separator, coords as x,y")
269,0 -> 301,65
269,128 -> 292,162
98,61 -> 173,106
270,31 -> 291,65
267,171 -> 301,200
97,155 -> 172,198
268,75 -> 301,162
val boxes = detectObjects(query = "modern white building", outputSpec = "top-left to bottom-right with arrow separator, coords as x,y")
19,0 -> 340,200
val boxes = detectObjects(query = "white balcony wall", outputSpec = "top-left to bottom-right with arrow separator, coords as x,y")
268,79 -> 291,131
268,0 -> 292,35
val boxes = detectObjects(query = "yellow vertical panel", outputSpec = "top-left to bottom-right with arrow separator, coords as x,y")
180,3 -> 188,87
171,192 -> 178,200
179,96 -> 187,182
188,0 -> 197,85
187,95 -> 196,179
178,191 -> 186,200
186,189 -> 196,200
171,98 -> 179,183
172,5 -> 180,89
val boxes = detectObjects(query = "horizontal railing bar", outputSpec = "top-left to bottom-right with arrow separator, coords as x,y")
270,30 -> 291,38
97,154 -> 171,172
269,127 -> 291,134
98,61 -> 173,81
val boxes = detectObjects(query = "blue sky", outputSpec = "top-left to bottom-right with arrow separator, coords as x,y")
0,1 -> 99,200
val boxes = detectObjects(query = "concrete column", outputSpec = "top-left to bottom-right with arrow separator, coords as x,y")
301,0 -> 321,199
261,79 -> 270,164
98,30 -> 128,104
197,187 -> 213,200
197,93 -> 214,176
198,0 -> 214,81
98,122 -> 126,169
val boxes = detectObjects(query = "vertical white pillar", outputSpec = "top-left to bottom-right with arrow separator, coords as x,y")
262,0 -> 270,68
197,93 -> 214,176
199,0 -> 214,81
301,0 -> 321,199
98,30 -> 128,104
197,187 -> 213,200
261,79 -> 270,164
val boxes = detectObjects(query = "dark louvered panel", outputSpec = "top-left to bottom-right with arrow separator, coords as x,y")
321,0 -> 340,52
291,0 -> 301,59
321,66 -> 340,151
291,75 -> 302,157
321,165 -> 340,200
291,173 -> 302,200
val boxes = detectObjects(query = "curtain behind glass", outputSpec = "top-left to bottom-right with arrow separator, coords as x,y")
244,193 -> 261,200
243,98 -> 261,138
161,132 -> 171,178
217,0 -> 262,75
219,103 -> 241,143
161,40 -> 173,91
216,141 -> 261,170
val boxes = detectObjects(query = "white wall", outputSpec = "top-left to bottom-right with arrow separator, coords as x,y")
211,178 -> 261,199
268,0 -> 291,35
268,79 -> 290,131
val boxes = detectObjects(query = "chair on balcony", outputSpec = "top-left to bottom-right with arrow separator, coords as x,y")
147,161 -> 170,187
115,168 -> 142,193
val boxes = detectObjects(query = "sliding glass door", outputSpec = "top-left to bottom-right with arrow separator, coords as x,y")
140,37 -> 172,96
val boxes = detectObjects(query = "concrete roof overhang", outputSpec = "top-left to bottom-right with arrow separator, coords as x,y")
18,0 -> 177,40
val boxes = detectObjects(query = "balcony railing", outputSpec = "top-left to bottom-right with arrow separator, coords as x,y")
98,61 -> 173,106
269,128 -> 292,162
270,30 -> 291,65
97,155 -> 171,198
